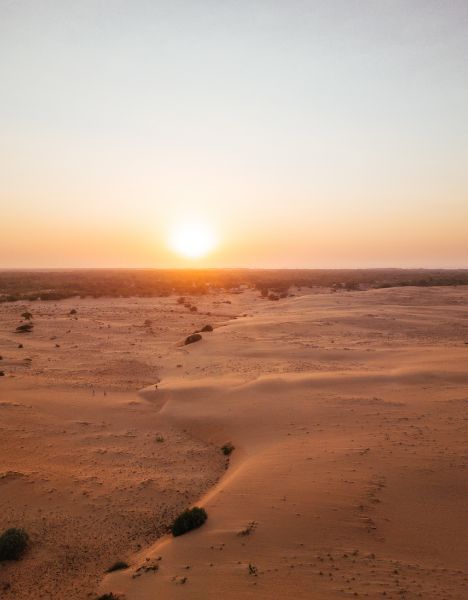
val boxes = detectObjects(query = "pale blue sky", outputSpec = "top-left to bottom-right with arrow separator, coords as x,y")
1,1 -> 467,267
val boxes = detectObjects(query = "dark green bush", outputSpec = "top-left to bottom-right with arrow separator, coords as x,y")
0,528 -> 29,561
221,443 -> 235,456
184,333 -> 202,345
171,507 -> 207,537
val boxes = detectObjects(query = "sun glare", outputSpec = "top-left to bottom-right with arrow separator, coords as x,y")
168,221 -> 217,259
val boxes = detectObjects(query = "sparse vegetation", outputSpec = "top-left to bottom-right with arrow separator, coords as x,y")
155,435 -> 165,443
0,528 -> 29,561
69,308 -> 77,315
15,323 -> 33,333
200,324 -> 213,332
184,333 -> 202,345
21,311 -> 33,320
106,561 -> 129,573
171,507 -> 207,537
221,442 -> 235,456
0,268 -> 467,304
97,594 -> 120,600
248,563 -> 258,576
238,521 -> 257,536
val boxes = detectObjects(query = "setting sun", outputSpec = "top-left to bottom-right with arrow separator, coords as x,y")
168,221 -> 217,259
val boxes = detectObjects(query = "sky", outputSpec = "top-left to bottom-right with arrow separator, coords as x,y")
1,0 -> 467,268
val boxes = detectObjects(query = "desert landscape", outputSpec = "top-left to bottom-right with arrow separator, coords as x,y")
1,280 -> 467,599
2,2 -> 468,598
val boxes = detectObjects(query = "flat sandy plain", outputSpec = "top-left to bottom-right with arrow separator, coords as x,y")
1,286 -> 467,599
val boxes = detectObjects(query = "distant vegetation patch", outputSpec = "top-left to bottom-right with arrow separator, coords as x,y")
221,442 -> 235,456
1,268 -> 467,304
106,561 -> 129,573
0,528 -> 29,561
184,333 -> 202,345
15,323 -> 33,333
171,507 -> 208,537
238,521 -> 257,536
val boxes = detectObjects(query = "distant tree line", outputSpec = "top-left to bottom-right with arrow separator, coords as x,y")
0,268 -> 467,303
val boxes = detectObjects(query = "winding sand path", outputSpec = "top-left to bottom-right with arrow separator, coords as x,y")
102,287 -> 468,599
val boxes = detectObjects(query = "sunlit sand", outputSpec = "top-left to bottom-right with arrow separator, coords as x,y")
1,280 -> 467,598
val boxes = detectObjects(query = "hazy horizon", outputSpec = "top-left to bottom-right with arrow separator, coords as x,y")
1,1 -> 467,269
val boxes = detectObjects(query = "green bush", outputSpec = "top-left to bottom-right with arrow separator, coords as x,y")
184,333 -> 202,345
0,528 -> 29,561
221,443 -> 235,456
171,507 -> 207,537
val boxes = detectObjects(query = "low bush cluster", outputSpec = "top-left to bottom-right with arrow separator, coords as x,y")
171,507 -> 207,537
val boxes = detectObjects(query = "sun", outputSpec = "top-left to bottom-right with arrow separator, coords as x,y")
168,220 -> 217,259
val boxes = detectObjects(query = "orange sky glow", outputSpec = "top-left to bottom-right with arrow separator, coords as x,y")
1,1 -> 467,268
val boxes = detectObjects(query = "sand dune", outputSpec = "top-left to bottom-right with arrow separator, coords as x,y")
1,287 -> 467,598
100,287 -> 468,599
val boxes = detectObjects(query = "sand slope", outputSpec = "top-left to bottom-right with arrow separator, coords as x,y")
0,294 -> 245,598
102,287 -> 468,599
